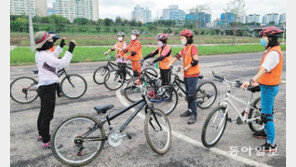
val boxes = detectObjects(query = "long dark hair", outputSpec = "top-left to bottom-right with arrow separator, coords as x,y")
267,36 -> 280,49
160,38 -> 168,44
186,36 -> 193,45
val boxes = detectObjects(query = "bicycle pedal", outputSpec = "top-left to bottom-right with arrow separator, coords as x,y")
227,118 -> 232,122
178,92 -> 183,97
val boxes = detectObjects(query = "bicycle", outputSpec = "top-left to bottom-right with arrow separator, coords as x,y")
123,62 -> 178,115
103,60 -> 158,91
171,66 -> 218,110
93,54 -> 133,85
51,83 -> 171,166
10,68 -> 87,104
201,71 -> 263,148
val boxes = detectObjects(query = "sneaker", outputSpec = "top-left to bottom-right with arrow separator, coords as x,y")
180,110 -> 192,117
37,134 -> 51,142
253,131 -> 267,139
257,143 -> 277,152
57,93 -> 64,97
187,115 -> 197,125
42,142 -> 51,149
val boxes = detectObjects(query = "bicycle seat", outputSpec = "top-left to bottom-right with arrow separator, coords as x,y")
32,69 -> 38,74
247,86 -> 260,93
198,74 -> 204,79
94,105 -> 114,115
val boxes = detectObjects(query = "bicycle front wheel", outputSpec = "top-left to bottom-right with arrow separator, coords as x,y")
61,74 -> 87,99
104,70 -> 125,91
201,105 -> 227,148
144,108 -> 171,155
51,114 -> 105,166
196,81 -> 217,109
151,85 -> 178,115
10,76 -> 38,104
93,66 -> 109,85
123,77 -> 143,103
143,68 -> 158,79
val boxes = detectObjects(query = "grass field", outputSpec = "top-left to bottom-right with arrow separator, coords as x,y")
11,32 -> 262,46
10,44 -> 286,66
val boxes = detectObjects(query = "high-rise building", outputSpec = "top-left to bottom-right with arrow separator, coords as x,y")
47,7 -> 56,16
279,13 -> 286,24
245,14 -> 260,24
131,5 -> 151,23
160,5 -> 185,21
262,13 -> 279,25
54,0 -> 99,22
185,12 -> 211,27
221,12 -> 236,24
10,0 -> 48,16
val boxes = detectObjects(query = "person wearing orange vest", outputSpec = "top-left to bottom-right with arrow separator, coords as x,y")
104,31 -> 128,80
168,29 -> 200,125
241,26 -> 284,152
142,33 -> 172,85
121,30 -> 142,77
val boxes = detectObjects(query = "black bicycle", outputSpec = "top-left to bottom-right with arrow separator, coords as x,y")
93,55 -> 133,85
171,66 -> 218,110
51,84 -> 171,166
104,61 -> 158,91
123,63 -> 178,115
10,68 -> 87,104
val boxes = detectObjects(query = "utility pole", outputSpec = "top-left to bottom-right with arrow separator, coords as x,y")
283,22 -> 286,45
27,0 -> 35,52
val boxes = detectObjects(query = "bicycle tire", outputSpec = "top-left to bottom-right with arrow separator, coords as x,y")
51,114 -> 105,166
60,74 -> 87,99
10,76 -> 38,104
143,68 -> 158,79
248,97 -> 265,133
103,70 -> 125,91
144,108 -> 171,155
93,66 -> 110,85
196,81 -> 217,109
123,77 -> 143,103
152,85 -> 178,115
201,105 -> 228,148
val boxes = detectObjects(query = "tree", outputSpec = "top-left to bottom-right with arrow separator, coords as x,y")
73,18 -> 92,25
48,14 -> 70,32
11,17 -> 28,32
115,17 -> 122,25
224,0 -> 246,44
104,18 -> 114,26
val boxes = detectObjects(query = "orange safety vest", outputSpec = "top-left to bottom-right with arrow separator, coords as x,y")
128,40 -> 142,62
258,45 -> 283,86
115,41 -> 127,57
158,45 -> 171,70
49,46 -> 55,53
183,44 -> 200,76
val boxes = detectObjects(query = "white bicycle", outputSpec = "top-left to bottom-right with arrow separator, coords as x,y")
201,72 -> 264,148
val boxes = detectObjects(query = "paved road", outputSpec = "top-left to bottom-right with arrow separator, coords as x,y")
10,52 -> 286,167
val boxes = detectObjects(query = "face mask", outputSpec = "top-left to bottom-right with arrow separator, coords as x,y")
181,39 -> 187,45
158,41 -> 163,47
131,35 -> 136,40
260,39 -> 268,47
118,37 -> 123,41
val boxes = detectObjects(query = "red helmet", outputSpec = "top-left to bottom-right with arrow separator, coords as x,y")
180,29 -> 194,37
259,26 -> 284,38
156,33 -> 168,41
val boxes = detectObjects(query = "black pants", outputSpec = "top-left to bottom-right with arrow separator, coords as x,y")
37,83 -> 57,143
117,62 -> 127,80
160,69 -> 171,86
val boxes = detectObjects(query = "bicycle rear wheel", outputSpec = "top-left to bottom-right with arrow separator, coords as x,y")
123,77 -> 143,103
104,70 -> 125,91
51,114 -> 105,166
61,74 -> 87,99
196,81 -> 217,109
151,85 -> 178,115
144,108 -> 171,155
248,97 -> 265,133
93,66 -> 109,85
10,76 -> 38,104
143,68 -> 158,79
201,105 -> 227,148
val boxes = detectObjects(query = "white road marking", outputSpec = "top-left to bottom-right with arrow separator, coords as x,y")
115,89 -> 272,167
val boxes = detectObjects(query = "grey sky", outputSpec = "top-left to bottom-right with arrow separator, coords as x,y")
47,0 -> 286,21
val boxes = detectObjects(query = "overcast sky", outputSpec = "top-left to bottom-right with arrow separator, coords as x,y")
47,0 -> 286,22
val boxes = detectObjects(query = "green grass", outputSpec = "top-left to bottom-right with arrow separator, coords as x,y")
10,44 -> 286,66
